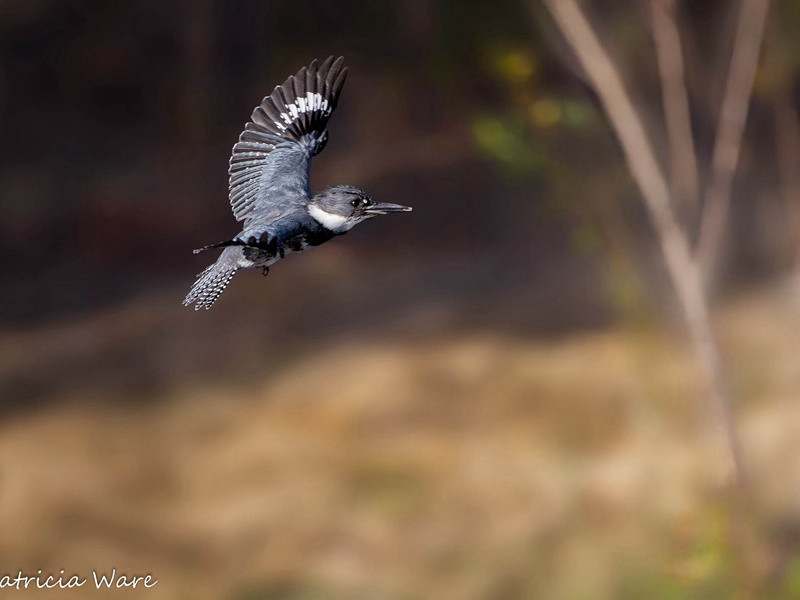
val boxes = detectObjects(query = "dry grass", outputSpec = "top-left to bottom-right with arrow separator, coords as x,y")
0,284 -> 799,599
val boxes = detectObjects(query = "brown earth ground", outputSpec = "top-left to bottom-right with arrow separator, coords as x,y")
0,280 -> 799,599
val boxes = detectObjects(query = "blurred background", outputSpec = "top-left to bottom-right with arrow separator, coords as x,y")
1,0 -> 799,598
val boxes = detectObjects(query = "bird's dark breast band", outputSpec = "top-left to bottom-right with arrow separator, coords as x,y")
196,227 -> 336,258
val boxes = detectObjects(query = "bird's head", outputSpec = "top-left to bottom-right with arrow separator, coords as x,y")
308,185 -> 412,234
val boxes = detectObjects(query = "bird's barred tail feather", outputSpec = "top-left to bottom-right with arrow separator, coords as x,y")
183,248 -> 239,310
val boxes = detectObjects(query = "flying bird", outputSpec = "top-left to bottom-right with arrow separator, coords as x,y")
183,56 -> 412,310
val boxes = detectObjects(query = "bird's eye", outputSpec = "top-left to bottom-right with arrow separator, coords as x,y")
350,199 -> 359,207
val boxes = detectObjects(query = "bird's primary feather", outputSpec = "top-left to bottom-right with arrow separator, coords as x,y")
228,56 -> 348,224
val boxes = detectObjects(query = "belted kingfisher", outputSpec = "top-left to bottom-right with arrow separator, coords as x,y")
183,56 -> 412,309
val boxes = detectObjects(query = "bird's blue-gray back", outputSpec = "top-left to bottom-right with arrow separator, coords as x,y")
227,56 -> 348,231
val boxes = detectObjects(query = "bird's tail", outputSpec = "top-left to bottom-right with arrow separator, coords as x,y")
183,247 -> 239,310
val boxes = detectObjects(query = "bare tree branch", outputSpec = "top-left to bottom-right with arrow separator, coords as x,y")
540,0 -> 745,486
696,0 -> 771,274
650,0 -> 699,213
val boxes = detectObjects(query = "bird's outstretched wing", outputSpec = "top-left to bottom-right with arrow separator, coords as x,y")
228,56 -> 349,223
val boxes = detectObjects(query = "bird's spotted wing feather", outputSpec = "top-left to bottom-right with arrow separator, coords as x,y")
228,56 -> 349,223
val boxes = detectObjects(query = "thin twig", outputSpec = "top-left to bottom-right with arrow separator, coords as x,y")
650,0 -> 699,213
696,0 -> 770,275
540,0 -> 746,487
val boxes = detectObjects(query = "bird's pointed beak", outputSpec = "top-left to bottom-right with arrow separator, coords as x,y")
364,202 -> 413,215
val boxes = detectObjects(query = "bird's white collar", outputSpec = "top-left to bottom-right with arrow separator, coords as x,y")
308,204 -> 353,233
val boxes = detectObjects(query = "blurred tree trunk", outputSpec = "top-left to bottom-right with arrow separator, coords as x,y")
540,0 -> 744,487
540,0 -> 774,591
649,0 -> 698,219
695,0 -> 770,280
774,96 -> 800,278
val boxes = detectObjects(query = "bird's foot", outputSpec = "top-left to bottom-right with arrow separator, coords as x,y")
262,266 -> 270,277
